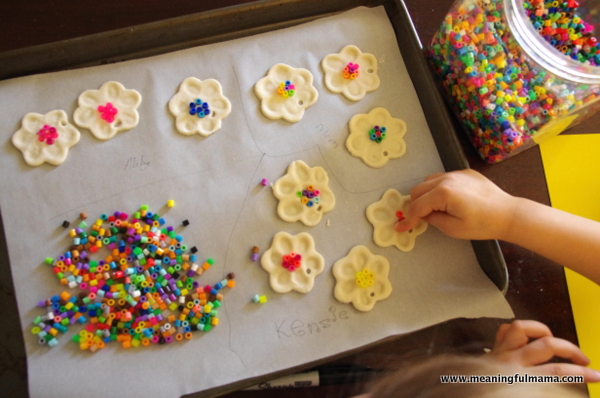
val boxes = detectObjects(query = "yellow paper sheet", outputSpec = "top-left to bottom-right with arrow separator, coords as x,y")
540,134 -> 600,397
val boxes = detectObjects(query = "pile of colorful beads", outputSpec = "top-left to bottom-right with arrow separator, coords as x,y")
277,81 -> 295,98
296,185 -> 320,207
524,0 -> 600,63
37,125 -> 58,145
369,125 -> 386,143
427,0 -> 600,163
355,269 -> 375,288
282,252 -> 302,272
32,205 -> 234,352
189,99 -> 210,118
98,103 -> 118,123
343,62 -> 360,79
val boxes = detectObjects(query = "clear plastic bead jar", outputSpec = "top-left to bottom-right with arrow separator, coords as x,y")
427,0 -> 600,163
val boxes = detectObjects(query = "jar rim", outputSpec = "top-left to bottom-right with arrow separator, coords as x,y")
507,0 -> 600,83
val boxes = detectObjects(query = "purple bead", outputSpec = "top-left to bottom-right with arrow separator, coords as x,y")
38,300 -> 47,308
251,253 -> 259,261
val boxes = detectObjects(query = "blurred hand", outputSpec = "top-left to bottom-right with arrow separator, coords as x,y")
488,320 -> 600,382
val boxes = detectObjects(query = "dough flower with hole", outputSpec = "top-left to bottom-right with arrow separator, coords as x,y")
73,81 -> 142,140
12,110 -> 81,166
168,77 -> 232,136
261,231 -> 325,294
272,160 -> 335,226
332,245 -> 392,312
321,45 -> 380,101
254,63 -> 318,123
346,107 -> 407,168
366,189 -> 427,252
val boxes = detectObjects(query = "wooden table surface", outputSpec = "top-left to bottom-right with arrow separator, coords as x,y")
0,0 -> 595,397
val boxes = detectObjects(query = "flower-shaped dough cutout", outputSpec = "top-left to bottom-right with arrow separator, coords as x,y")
332,245 -> 392,312
254,63 -> 318,123
168,77 -> 232,136
366,189 -> 427,252
272,160 -> 335,226
12,110 -> 81,166
321,45 -> 380,101
347,107 -> 407,168
261,231 -> 325,294
73,81 -> 142,140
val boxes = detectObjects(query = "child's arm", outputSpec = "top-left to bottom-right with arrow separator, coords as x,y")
395,169 -> 600,285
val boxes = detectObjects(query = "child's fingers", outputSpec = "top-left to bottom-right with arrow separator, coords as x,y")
395,189 -> 448,233
493,320 -> 552,352
493,323 -> 513,347
533,363 -> 600,383
409,175 -> 444,202
516,336 -> 590,367
422,172 -> 445,182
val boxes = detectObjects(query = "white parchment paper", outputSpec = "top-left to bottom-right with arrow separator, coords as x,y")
0,6 -> 514,398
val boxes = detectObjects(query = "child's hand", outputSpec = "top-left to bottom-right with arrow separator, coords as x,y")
488,320 -> 600,382
395,169 -> 517,240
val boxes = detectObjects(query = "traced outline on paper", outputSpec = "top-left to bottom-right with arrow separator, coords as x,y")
232,65 -> 430,196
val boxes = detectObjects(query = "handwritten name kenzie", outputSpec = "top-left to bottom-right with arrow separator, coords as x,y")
275,306 -> 349,339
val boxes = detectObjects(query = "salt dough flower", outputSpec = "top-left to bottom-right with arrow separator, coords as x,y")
272,160 -> 335,226
261,231 -> 325,294
366,189 -> 427,252
168,77 -> 232,136
321,45 -> 380,101
12,110 -> 81,166
332,245 -> 392,312
73,81 -> 142,140
346,107 -> 407,168
254,63 -> 318,123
